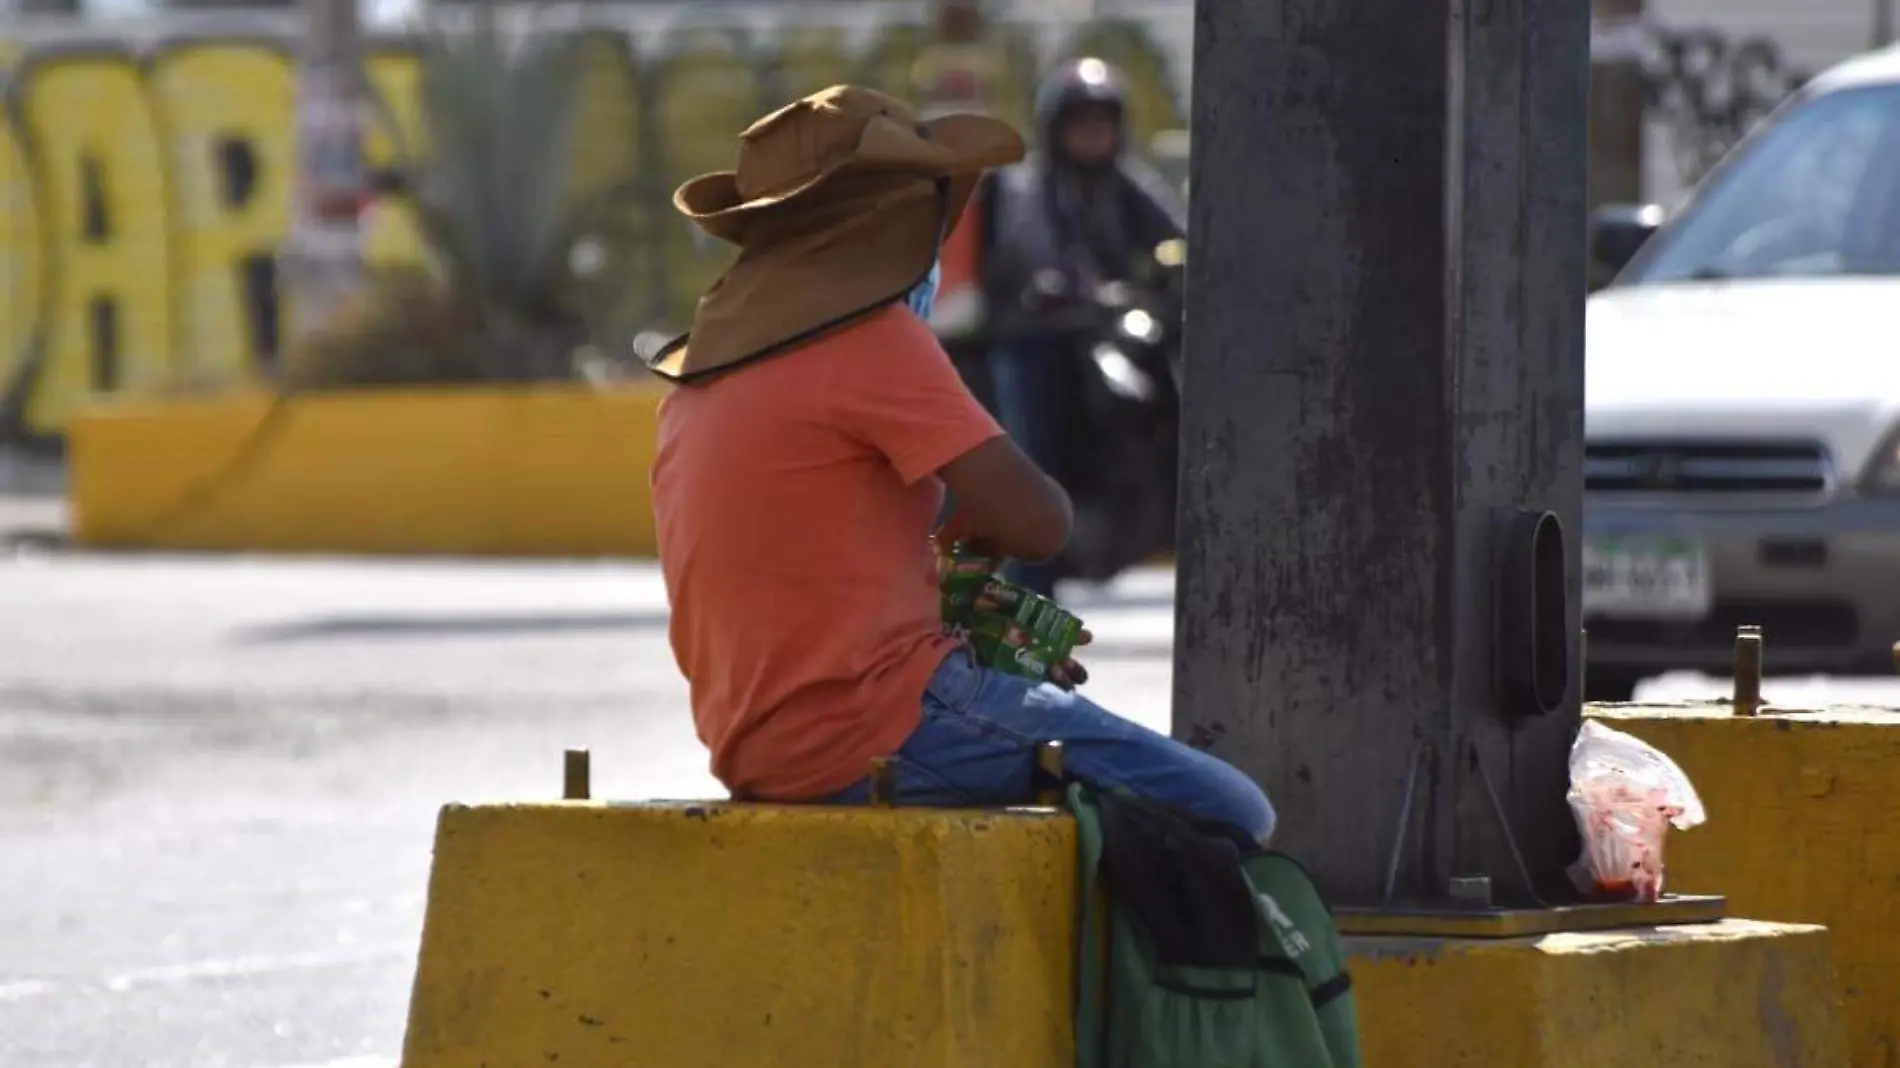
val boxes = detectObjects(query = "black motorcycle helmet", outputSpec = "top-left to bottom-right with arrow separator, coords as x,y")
1033,57 -> 1129,168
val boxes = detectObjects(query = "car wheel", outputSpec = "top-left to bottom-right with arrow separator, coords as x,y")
1583,670 -> 1642,704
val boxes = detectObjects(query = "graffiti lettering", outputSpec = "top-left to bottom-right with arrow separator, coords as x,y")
151,42 -> 298,383
1643,26 -> 1809,189
0,18 -> 1187,442
0,40 -> 474,441
0,101 -> 45,434
23,52 -> 176,434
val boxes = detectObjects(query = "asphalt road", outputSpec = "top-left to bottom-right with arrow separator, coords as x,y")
2,547 -> 1896,1067
0,550 -> 1180,1068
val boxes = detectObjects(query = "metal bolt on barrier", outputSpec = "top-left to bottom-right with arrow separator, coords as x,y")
563,748 -> 591,801
1035,741 -> 1066,806
1733,626 -> 1764,717
869,757 -> 897,807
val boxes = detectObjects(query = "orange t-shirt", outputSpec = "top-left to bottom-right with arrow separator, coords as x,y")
652,306 -> 1005,800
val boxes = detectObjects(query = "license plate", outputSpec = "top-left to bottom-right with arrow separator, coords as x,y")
1582,535 -> 1712,619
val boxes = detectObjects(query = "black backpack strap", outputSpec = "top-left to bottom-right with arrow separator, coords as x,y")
1095,790 -> 1258,970
1310,971 -> 1355,1008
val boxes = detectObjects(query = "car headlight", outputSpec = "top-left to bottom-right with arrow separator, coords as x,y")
1862,425 -> 1900,493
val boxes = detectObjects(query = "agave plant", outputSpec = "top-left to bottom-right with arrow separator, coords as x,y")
285,0 -> 649,390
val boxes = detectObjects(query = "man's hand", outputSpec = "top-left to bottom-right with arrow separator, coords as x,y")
964,582 -> 1092,690
934,509 -> 1003,564
1048,628 -> 1093,690
935,509 -> 975,552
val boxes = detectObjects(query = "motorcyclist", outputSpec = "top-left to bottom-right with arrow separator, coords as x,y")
977,57 -> 1186,598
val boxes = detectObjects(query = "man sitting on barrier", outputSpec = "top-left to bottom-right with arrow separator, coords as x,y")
644,85 -> 1275,845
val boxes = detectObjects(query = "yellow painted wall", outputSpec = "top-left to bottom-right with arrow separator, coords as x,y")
0,24 -> 1189,442
67,384 -> 667,557
1592,705 -> 1900,1068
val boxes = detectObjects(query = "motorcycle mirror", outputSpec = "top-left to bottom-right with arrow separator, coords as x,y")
1153,239 -> 1186,269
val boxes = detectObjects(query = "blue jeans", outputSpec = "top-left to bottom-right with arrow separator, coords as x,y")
824,649 -> 1277,844
987,339 -> 1070,599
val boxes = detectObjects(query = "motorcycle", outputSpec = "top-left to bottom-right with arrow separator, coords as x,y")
933,239 -> 1186,587
1051,239 -> 1186,584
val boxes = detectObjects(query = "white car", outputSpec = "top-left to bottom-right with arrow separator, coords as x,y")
1583,44 -> 1900,700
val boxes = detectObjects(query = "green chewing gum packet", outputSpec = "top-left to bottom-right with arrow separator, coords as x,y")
938,545 -> 1084,682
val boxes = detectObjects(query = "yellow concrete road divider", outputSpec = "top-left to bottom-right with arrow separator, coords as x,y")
400,802 -> 1080,1068
68,384 -> 667,557
1593,704 -> 1900,1068
1355,922 -> 1846,1067
399,799 -> 1848,1067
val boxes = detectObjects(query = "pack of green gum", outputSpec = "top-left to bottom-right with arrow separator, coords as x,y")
939,547 -> 1084,682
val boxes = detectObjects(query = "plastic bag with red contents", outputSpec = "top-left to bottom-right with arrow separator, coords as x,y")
1565,720 -> 1707,902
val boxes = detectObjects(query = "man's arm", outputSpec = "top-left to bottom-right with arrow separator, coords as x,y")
829,308 -> 1072,562
938,437 -> 1072,562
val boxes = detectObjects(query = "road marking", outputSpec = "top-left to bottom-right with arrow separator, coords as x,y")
103,945 -> 411,992
0,978 -> 57,1002
256,1048 -> 393,1056
0,945 -> 411,1002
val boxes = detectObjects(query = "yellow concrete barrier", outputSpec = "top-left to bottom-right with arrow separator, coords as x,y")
68,384 -> 667,557
1353,921 -> 1847,1067
1594,705 -> 1900,1068
400,803 -> 1078,1068
401,801 -> 1848,1068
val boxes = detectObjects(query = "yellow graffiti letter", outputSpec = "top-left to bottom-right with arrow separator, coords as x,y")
18,51 -> 175,433
0,101 -> 48,436
148,41 -> 296,385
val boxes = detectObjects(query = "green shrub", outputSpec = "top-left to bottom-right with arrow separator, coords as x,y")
286,0 -> 646,390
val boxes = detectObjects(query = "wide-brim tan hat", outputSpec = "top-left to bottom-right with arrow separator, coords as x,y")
647,85 -> 1025,383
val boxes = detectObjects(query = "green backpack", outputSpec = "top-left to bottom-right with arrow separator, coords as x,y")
1069,783 -> 1363,1068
